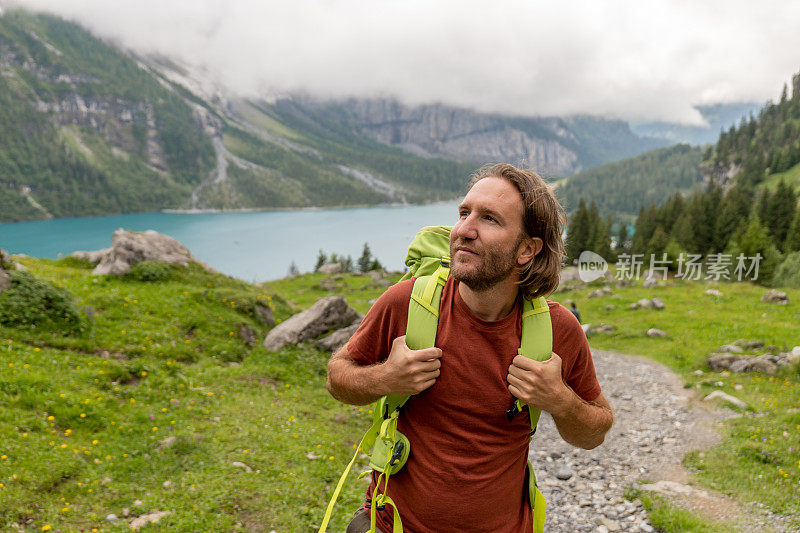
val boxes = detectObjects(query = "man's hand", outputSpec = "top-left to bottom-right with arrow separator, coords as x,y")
382,335 -> 442,396
507,352 -> 572,418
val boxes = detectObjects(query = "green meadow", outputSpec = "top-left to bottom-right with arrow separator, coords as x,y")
1,258 -> 799,531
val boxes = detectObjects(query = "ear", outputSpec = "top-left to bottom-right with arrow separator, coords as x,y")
517,236 -> 543,266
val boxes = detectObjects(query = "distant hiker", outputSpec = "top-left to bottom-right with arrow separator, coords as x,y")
569,301 -> 581,324
326,164 -> 613,533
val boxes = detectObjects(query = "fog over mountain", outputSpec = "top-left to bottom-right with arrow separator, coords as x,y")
12,0 -> 800,125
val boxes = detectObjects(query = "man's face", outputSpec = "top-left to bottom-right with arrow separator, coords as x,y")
449,177 -> 528,291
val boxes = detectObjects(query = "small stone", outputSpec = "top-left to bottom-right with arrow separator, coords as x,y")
306,452 -> 321,460
704,288 -> 723,297
555,465 -> 573,480
133,499 -> 143,506
650,298 -> 665,310
646,328 -> 666,338
162,480 -> 172,488
232,461 -> 253,473
106,514 -> 118,522
122,508 -> 130,517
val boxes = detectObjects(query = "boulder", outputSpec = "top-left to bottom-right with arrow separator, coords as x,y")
707,352 -> 740,371
317,263 -> 342,275
637,298 -> 653,309
703,390 -> 747,409
239,324 -> 257,347
728,359 -> 751,373
588,288 -> 612,298
651,297 -> 665,310
761,289 -> 790,305
0,248 -> 12,268
75,229 -> 212,276
70,248 -> 110,264
316,318 -> 363,352
749,355 -> 778,375
646,328 -> 667,338
263,296 -> 359,351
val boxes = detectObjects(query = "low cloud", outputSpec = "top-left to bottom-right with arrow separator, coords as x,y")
14,0 -> 800,124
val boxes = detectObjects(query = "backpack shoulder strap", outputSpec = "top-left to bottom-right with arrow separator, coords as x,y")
517,296 -> 553,431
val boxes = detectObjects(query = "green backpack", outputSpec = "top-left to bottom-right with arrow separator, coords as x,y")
319,226 -> 550,533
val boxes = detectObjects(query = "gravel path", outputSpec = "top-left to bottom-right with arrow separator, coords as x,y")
529,349 -> 793,533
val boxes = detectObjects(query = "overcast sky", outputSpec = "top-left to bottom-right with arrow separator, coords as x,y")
13,0 -> 800,124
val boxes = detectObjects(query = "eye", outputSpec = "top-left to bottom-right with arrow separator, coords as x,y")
484,214 -> 497,223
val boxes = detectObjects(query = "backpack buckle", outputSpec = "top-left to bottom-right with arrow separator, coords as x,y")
440,255 -> 450,267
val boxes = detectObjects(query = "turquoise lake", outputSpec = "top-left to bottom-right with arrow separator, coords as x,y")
0,203 -> 460,281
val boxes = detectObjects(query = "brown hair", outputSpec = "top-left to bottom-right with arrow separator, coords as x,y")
469,163 -> 566,299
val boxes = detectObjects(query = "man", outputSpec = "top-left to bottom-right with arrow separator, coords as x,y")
327,164 -> 613,533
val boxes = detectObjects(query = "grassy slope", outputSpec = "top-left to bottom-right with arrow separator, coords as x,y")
1,260 -> 799,531
760,161 -> 800,193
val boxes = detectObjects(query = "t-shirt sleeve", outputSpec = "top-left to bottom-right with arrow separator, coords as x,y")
548,301 -> 602,403
346,278 -> 414,366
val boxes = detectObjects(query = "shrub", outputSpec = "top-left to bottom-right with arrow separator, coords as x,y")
772,251 -> 800,289
125,261 -> 174,282
0,271 -> 85,333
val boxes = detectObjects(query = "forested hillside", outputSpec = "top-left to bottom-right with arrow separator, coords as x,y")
704,73 -> 800,188
557,144 -> 703,221
0,10 -> 215,221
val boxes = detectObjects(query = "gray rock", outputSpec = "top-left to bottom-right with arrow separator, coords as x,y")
718,344 -> 744,353
581,324 -> 592,337
704,288 -> 723,297
0,267 -> 9,292
368,270 -> 385,281
129,510 -> 172,530
597,517 -> 621,531
707,352 -> 740,371
263,296 -> 359,351
316,318 -> 363,352
749,355 -> 778,375
84,229 -> 213,276
555,465 -> 573,480
761,289 -> 790,305
0,248 -> 12,268
317,263 -> 342,274
703,390 -> 747,409
604,305 -> 616,311
743,340 -> 765,350
106,514 -> 118,522
646,328 -> 666,338
728,359 -> 751,373
642,277 -> 658,288
239,324 -> 257,347
637,299 -> 653,309
70,248 -> 110,264
650,298 -> 665,310
254,304 -> 275,326
231,461 -> 252,473
588,288 -> 612,298
629,302 -> 640,310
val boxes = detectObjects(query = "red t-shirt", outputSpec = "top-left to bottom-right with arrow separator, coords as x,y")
347,277 -> 601,533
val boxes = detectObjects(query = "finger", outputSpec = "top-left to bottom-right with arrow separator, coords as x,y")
548,352 -> 562,365
416,360 -> 441,373
411,347 -> 442,360
508,384 -> 522,400
507,364 -> 531,380
506,373 -> 525,389
418,378 -> 438,391
511,355 -> 538,370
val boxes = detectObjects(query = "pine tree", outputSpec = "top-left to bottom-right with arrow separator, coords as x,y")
764,179 -> 797,250
725,215 -> 783,284
315,250 -> 327,271
713,184 -> 750,252
785,208 -> 800,252
614,222 -> 630,255
565,199 -> 591,262
358,242 -> 374,273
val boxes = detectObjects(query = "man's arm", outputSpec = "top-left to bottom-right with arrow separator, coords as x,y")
327,335 -> 442,405
507,352 -> 613,449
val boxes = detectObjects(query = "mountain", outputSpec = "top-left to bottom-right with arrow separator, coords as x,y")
299,98 -> 668,175
557,143 -> 704,223
631,102 -> 761,146
0,9 -> 667,223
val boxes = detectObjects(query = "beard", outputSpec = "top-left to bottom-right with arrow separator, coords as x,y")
449,235 -> 522,292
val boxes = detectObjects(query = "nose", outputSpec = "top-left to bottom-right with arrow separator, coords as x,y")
454,213 -> 478,240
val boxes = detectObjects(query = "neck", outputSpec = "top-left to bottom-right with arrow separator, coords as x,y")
457,276 -> 520,321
